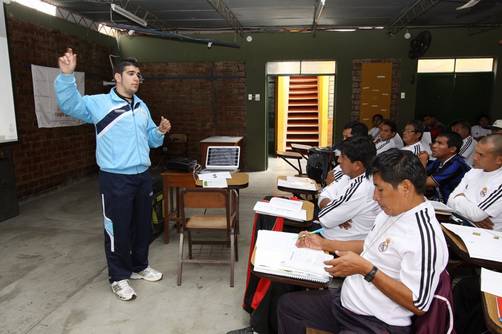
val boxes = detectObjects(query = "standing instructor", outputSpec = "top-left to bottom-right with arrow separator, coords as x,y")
55,48 -> 171,301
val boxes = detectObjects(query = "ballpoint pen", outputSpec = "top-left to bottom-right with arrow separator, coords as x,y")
298,227 -> 324,239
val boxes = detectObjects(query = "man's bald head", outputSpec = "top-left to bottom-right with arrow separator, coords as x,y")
480,134 -> 502,156
474,134 -> 502,171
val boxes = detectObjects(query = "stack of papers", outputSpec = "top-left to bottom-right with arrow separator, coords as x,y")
442,223 -> 502,262
481,268 -> 502,297
429,200 -> 454,215
198,172 -> 231,188
254,230 -> 333,283
277,176 -> 317,191
253,197 -> 307,221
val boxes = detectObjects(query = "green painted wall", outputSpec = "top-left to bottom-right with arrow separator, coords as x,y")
6,3 -> 502,170
118,28 -> 502,170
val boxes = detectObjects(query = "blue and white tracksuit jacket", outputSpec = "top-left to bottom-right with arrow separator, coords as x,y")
54,73 -> 164,174
54,73 -> 164,282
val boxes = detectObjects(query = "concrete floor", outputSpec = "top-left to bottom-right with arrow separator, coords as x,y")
0,157 -> 303,334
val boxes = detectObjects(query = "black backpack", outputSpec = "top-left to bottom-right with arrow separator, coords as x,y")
306,147 -> 333,186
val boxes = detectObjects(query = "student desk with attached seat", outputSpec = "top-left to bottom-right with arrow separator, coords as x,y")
276,175 -> 320,200
161,170 -> 248,243
439,219 -> 502,333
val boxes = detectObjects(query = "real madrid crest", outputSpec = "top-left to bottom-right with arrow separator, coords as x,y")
378,238 -> 391,252
480,187 -> 488,197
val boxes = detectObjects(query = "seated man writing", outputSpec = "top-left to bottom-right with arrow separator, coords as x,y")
422,132 -> 470,203
447,134 -> 502,230
278,149 -> 448,334
318,136 -> 381,241
233,137 -> 379,334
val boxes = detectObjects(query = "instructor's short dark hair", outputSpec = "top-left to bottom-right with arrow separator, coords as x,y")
368,148 -> 426,194
340,136 -> 376,170
114,57 -> 140,74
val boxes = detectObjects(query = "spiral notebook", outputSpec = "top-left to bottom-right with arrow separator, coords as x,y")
253,230 -> 333,283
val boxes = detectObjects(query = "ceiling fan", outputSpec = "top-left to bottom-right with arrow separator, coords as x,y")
456,0 -> 482,10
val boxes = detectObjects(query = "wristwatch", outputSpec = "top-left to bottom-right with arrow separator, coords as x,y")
364,265 -> 378,282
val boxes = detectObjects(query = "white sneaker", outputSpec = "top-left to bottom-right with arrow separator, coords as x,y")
130,266 -> 163,282
110,279 -> 136,301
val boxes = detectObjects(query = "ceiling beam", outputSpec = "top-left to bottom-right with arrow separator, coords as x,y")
388,0 -> 442,35
311,0 -> 326,36
206,0 -> 244,37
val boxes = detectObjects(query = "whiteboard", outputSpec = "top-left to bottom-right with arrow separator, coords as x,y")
0,4 -> 18,144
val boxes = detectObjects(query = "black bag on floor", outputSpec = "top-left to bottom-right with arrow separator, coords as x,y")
306,147 -> 332,186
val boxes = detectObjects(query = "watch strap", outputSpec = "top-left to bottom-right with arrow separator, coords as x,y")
364,265 -> 378,282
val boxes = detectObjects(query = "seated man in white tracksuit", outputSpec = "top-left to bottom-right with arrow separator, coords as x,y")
317,136 -> 381,241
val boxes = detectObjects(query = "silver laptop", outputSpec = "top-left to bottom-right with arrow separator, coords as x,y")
203,146 -> 240,172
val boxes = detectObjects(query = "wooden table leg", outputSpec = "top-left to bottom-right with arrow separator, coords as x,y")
163,184 -> 171,244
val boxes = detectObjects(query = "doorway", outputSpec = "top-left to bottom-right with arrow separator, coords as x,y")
265,61 -> 336,156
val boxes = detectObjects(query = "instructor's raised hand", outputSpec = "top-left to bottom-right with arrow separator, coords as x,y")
58,48 -> 77,74
158,116 -> 171,134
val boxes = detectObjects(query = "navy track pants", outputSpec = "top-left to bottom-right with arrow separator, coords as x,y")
99,170 -> 153,283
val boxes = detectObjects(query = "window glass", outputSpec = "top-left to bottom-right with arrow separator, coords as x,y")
455,58 -> 493,72
417,59 -> 455,73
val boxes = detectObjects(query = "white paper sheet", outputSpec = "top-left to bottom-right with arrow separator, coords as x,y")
429,200 -> 454,214
278,177 -> 317,191
254,230 -> 333,282
202,178 -> 228,188
197,172 -> 231,181
442,223 -> 502,262
254,197 -> 306,221
481,268 -> 502,297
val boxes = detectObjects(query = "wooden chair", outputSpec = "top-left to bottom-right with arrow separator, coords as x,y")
177,188 -> 238,287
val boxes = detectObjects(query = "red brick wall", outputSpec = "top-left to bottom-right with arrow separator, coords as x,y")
7,18 -> 112,199
139,62 -> 247,167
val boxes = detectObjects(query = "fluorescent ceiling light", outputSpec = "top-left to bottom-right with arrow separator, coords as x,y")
313,0 -> 326,23
456,0 -> 481,10
111,4 -> 147,27
329,28 -> 356,32
358,26 -> 374,30
13,0 -> 56,16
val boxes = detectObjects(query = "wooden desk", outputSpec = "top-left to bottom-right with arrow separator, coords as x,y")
291,143 -> 312,160
441,225 -> 502,272
200,136 -> 243,168
482,292 -> 502,334
161,170 -> 248,243
276,151 -> 304,175
277,176 -> 320,198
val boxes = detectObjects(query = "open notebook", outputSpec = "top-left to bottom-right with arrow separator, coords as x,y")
253,197 -> 307,221
253,230 -> 333,283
